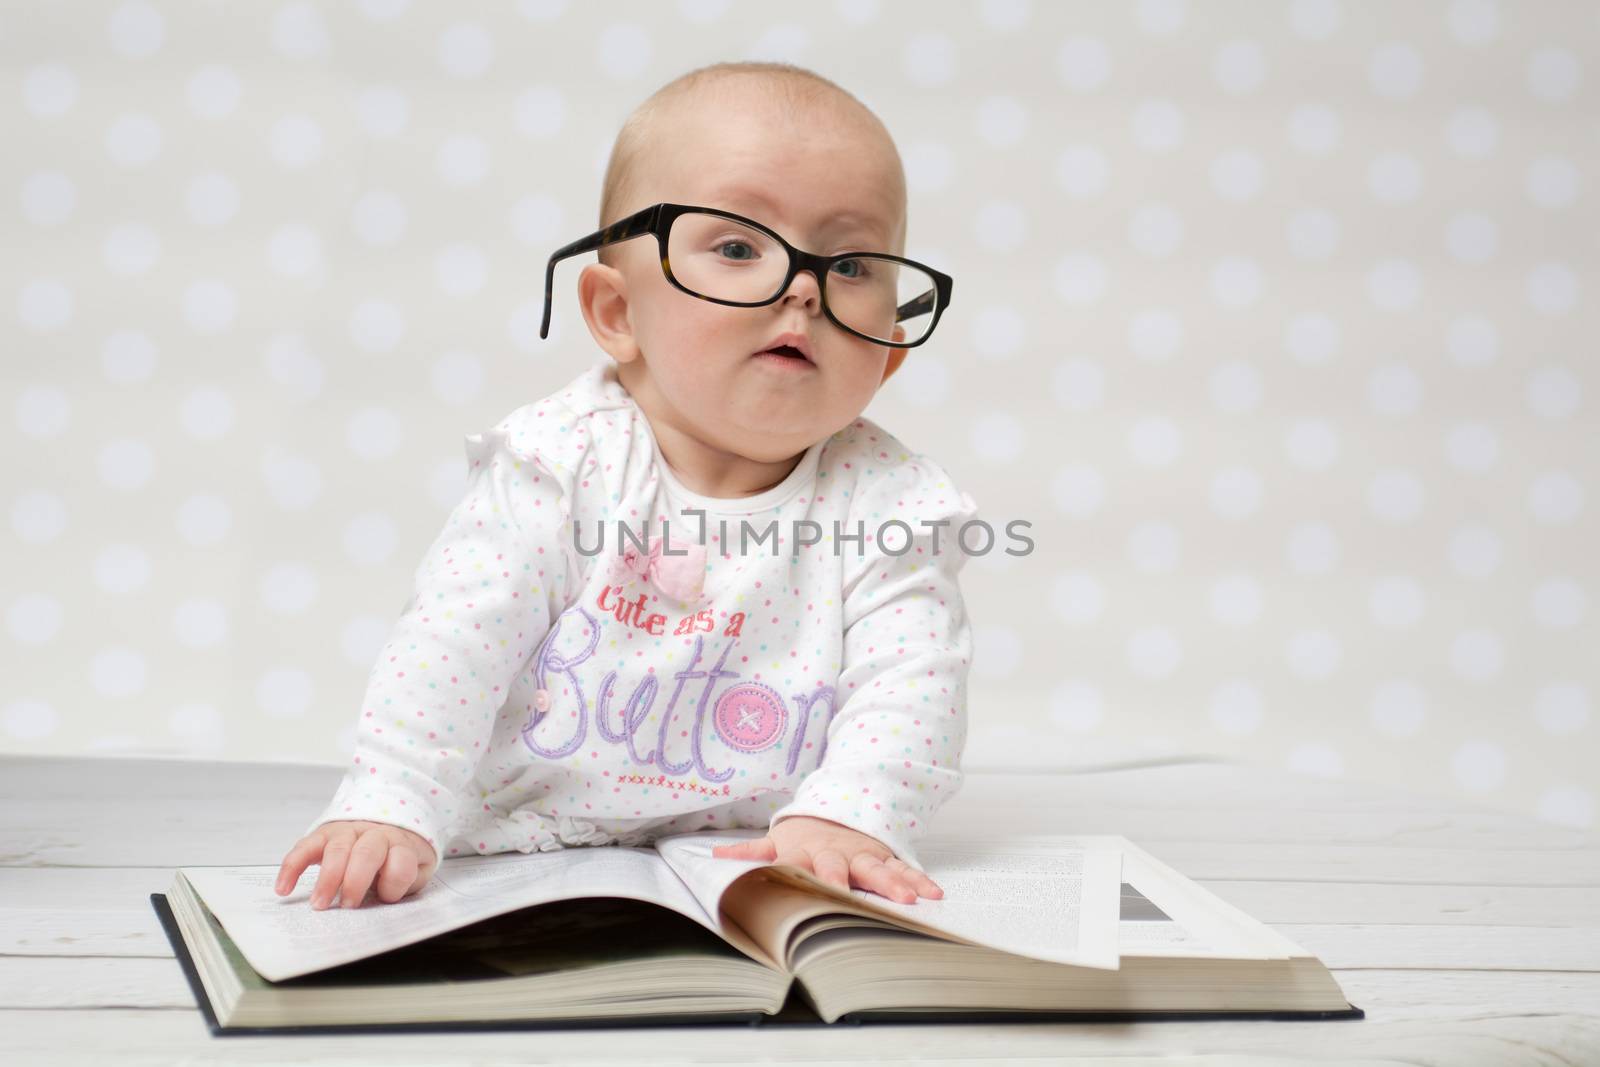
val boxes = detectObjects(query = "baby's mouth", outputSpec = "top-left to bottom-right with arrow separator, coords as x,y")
759,344 -> 811,362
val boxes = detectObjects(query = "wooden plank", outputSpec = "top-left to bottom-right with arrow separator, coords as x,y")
1279,924 -> 1600,970
1199,880 -> 1600,927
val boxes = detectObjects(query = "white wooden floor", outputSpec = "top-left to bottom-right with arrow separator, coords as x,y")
2,753 -> 1597,1065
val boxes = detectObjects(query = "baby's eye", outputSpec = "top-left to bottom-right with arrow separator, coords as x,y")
830,258 -> 870,280
715,240 -> 757,261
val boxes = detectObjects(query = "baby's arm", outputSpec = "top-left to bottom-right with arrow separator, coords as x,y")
275,427 -> 572,908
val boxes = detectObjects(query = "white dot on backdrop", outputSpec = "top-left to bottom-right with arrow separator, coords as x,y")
1370,576 -> 1425,627
1209,467 -> 1262,519
186,172 -> 239,226
1287,104 -> 1341,154
1055,144 -> 1109,196
108,2 -> 164,58
1210,257 -> 1262,308
1371,679 -> 1430,737
431,350 -> 483,405
103,223 -> 162,275
1050,573 -> 1104,624
1448,524 -> 1501,578
90,647 -> 147,698
1527,471 -> 1583,524
94,544 -> 151,594
903,141 -> 954,193
597,23 -> 653,80
1289,0 -> 1341,39
1366,259 -> 1421,310
1131,100 -> 1185,152
1526,263 -> 1579,314
439,22 -> 493,78
260,445 -> 323,510
1051,463 -> 1104,517
173,599 -> 228,648
103,330 -> 157,383
972,306 -> 1026,360
427,457 -> 465,509
16,385 -> 71,438
1448,0 -> 1499,44
1058,36 -> 1112,91
1209,682 -> 1264,735
21,171 -> 77,226
1452,741 -> 1506,791
1288,522 -> 1341,574
23,64 -> 78,118
972,624 -> 1022,680
1128,203 -> 1183,257
746,24 -> 811,63
1369,41 -> 1424,98
888,351 -> 949,409
273,3 -> 330,60
1285,418 -> 1340,469
3,699 -> 58,740
1209,361 -> 1261,412
260,563 -> 318,615
1527,47 -> 1581,102
1538,786 -> 1594,829
268,223 -> 324,278
181,279 -> 238,333
1209,574 -> 1262,625
256,668 -> 314,718
1368,469 -> 1423,523
263,334 -> 324,400
1533,579 -> 1586,629
513,86 -> 566,138
12,491 -> 67,544
973,201 -> 1026,251
970,413 -> 1024,464
1525,155 -> 1578,208
348,299 -> 406,352
341,614 -> 390,667
18,278 -> 73,333
105,113 -> 163,168
355,85 -> 409,138
1213,40 -> 1265,94
7,593 -> 62,645
347,408 -> 404,460
1368,151 -> 1423,202
270,115 -> 324,168
168,703 -> 225,753
1048,680 -> 1104,732
175,494 -> 231,546
976,96 -> 1028,146
1128,417 -> 1182,467
1447,315 -> 1497,366
1446,422 -> 1498,471
1449,630 -> 1504,682
1445,212 -> 1497,263
1286,209 -> 1340,259
1129,308 -> 1183,361
1053,254 -> 1108,304
1527,366 -> 1580,419
186,65 -> 240,118
97,439 -> 155,492
180,386 -> 235,440
435,243 -> 488,296
436,134 -> 490,186
1445,107 -> 1498,157
1211,150 -> 1264,201
352,190 -> 408,246
1127,627 -> 1182,679
1535,683 -> 1590,735
344,513 -> 399,566
1288,744 -> 1344,778
1127,522 -> 1181,573
1369,363 -> 1422,415
1286,630 -> 1342,680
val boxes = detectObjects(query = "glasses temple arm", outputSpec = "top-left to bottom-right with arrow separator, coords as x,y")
540,207 -> 663,340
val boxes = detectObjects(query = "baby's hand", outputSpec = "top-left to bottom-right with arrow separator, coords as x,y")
710,815 -> 942,905
274,820 -> 437,910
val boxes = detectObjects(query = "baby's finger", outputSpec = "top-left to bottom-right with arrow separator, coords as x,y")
711,837 -> 776,861
773,848 -> 814,877
275,835 -> 324,896
890,859 -> 944,899
338,831 -> 388,909
310,829 -> 353,909
373,845 -> 418,904
811,848 -> 851,892
851,854 -> 915,904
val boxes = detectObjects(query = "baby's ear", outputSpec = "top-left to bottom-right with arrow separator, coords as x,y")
576,263 -> 641,364
879,335 -> 910,386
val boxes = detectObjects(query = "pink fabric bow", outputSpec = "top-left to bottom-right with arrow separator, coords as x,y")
607,533 -> 707,604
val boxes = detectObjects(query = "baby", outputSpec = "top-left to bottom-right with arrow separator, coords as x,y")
275,61 -> 978,912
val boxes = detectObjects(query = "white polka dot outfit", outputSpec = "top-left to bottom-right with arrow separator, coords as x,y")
306,360 -> 978,869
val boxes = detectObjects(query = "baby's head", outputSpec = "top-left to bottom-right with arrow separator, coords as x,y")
571,63 -> 928,480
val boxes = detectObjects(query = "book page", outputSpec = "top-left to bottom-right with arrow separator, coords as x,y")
182,844 -> 728,983
1117,843 -> 1305,960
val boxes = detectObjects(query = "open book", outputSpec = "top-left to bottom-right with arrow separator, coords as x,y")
152,831 -> 1361,1033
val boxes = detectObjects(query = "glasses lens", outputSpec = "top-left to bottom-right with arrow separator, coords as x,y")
825,256 -> 938,346
666,212 -> 789,304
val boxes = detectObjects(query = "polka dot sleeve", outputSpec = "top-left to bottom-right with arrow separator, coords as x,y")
768,457 -> 980,870
301,425 -> 574,857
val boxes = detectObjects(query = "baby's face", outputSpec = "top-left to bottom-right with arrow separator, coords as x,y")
585,94 -> 909,469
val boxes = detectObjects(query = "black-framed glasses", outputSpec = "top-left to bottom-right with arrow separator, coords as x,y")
539,202 -> 953,348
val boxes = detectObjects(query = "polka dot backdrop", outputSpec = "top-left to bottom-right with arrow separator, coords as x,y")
3,0 -> 1594,831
